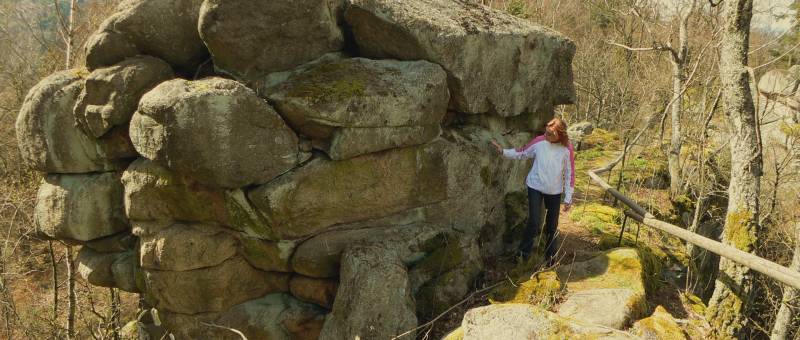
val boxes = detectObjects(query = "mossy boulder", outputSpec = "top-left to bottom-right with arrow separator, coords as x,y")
73,55 -> 174,138
16,70 -> 136,173
262,56 -> 449,160
138,222 -> 238,271
632,306 -> 686,340
84,0 -> 208,72
346,0 -> 576,116
239,236 -> 296,272
319,245 -> 417,340
215,293 -> 327,340
248,143 -> 448,239
291,224 -> 445,278
199,0 -> 344,82
489,271 -> 561,305
130,77 -> 300,189
35,173 -> 129,243
556,248 -> 648,329
122,159 -> 280,238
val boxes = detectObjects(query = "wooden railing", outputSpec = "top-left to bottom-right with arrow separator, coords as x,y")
588,167 -> 800,290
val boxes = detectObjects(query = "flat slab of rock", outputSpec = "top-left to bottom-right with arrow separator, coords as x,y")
346,0 -> 576,116
216,293 -> 326,340
139,223 -> 238,271
85,0 -> 207,72
319,245 -> 417,340
143,256 -> 289,314
121,159 -> 278,238
290,275 -> 339,309
291,224 -> 444,278
262,56 -> 448,160
199,0 -> 344,81
248,142 -> 447,239
76,247 -> 124,288
131,77 -> 299,188
239,236 -> 296,272
556,248 -> 647,329
557,288 -> 643,330
74,56 -> 174,138
460,304 -> 640,339
35,173 -> 129,243
16,70 -> 135,173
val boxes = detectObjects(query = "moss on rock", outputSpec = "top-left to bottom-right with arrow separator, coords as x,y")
633,306 -> 687,340
488,270 -> 561,305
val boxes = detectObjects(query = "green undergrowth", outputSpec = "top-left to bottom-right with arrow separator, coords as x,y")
569,202 -> 621,235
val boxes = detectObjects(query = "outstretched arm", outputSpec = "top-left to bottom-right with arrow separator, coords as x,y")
493,139 -> 535,160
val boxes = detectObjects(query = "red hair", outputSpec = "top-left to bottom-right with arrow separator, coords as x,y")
546,118 -> 570,147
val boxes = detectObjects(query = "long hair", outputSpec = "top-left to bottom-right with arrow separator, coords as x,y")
546,118 -> 570,147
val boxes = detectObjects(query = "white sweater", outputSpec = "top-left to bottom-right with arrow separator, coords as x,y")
503,140 -> 574,204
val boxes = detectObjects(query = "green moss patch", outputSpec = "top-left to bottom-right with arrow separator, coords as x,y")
569,203 -> 620,234
489,271 -> 562,306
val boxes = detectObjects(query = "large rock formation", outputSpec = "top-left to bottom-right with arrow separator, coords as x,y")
17,0 -> 575,338
346,0 -> 575,116
84,0 -> 208,72
16,70 -> 136,173
260,55 -> 449,160
199,0 -> 345,82
130,77 -> 300,188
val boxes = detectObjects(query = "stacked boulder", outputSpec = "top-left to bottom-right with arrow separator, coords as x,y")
16,0 -> 575,338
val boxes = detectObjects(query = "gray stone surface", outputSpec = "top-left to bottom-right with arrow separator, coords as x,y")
84,0 -> 207,72
111,251 -> 139,293
262,56 -> 448,160
216,293 -> 327,340
460,304 -> 640,339
76,247 -> 122,287
557,288 -> 642,330
289,275 -> 339,309
35,173 -> 129,243
319,245 -> 417,340
346,0 -> 575,116
130,77 -> 299,188
248,142 -> 447,239
74,56 -> 174,137
143,256 -> 290,314
239,236 -> 296,272
290,224 -> 444,278
16,70 -> 135,173
139,223 -> 238,271
199,0 -> 344,82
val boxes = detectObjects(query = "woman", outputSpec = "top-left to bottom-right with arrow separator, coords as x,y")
491,117 -> 575,265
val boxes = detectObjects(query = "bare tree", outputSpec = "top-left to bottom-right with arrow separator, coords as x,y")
705,0 -> 764,337
608,0 -> 699,197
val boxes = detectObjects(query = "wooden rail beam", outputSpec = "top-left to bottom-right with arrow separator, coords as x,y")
589,168 -> 800,290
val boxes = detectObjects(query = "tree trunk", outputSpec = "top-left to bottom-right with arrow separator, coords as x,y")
66,246 -> 76,339
770,223 -> 800,340
668,0 -> 696,197
110,288 -> 120,340
48,241 -> 58,325
705,0 -> 763,337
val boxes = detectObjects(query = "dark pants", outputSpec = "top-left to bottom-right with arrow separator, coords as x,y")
518,187 -> 561,263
